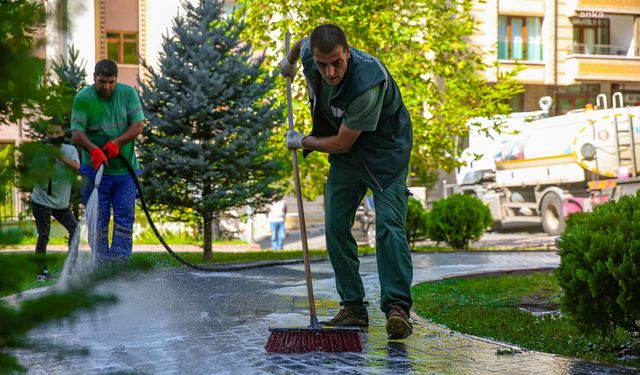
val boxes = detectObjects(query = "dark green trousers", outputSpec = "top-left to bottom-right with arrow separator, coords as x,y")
324,163 -> 413,315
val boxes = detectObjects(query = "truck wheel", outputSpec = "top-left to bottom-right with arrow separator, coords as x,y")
541,193 -> 565,235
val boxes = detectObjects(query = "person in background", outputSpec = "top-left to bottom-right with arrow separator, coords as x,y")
268,198 -> 287,250
71,59 -> 144,263
31,124 -> 80,280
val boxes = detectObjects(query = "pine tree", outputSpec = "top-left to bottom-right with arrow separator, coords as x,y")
23,46 -> 87,217
138,0 -> 282,261
28,45 -> 87,140
0,0 -> 45,123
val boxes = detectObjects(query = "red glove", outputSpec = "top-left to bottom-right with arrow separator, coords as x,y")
90,148 -> 108,171
102,140 -> 120,158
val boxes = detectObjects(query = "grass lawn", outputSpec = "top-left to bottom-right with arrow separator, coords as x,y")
412,271 -> 640,369
0,222 -> 243,246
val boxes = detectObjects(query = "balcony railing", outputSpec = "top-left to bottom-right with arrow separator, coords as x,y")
570,43 -> 639,57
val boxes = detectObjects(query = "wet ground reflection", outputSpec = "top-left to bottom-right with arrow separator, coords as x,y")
13,252 -> 639,374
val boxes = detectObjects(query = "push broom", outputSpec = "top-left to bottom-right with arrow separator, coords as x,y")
265,32 -> 362,354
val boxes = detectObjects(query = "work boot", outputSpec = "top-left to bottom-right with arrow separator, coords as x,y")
386,305 -> 413,340
320,307 -> 369,327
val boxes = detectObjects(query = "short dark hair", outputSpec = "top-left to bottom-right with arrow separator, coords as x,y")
94,59 -> 118,77
310,24 -> 348,54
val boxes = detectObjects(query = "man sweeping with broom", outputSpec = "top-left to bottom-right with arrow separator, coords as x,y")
281,24 -> 414,340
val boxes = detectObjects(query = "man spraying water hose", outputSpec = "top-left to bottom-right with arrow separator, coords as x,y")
281,24 -> 414,340
71,59 -> 144,263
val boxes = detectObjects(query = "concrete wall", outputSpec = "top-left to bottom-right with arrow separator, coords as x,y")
46,0 -> 96,80
144,0 -> 184,70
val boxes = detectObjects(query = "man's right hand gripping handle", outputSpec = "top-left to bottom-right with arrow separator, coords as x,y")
90,148 -> 108,171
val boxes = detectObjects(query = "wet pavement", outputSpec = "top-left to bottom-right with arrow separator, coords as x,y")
14,251 -> 639,374
262,227 -> 558,251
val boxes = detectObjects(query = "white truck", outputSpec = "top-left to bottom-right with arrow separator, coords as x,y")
457,92 -> 640,235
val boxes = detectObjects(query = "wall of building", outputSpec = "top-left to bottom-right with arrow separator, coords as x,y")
145,0 -> 184,71
104,0 -> 138,31
46,0 -> 96,80
523,85 -> 550,111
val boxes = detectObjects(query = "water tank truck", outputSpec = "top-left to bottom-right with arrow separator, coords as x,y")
457,92 -> 640,235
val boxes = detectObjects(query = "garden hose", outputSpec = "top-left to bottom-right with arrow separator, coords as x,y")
118,155 -> 233,272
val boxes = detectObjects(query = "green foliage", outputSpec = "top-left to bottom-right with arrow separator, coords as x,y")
0,227 -> 35,247
138,0 -> 282,257
405,197 -> 428,249
0,0 -> 46,122
412,272 -> 640,368
28,45 -> 88,140
427,194 -> 492,249
135,225 -> 202,245
0,145 -> 15,205
14,141 -> 76,195
0,253 -> 154,372
556,193 -> 640,335
26,46 -> 87,214
237,0 -> 523,196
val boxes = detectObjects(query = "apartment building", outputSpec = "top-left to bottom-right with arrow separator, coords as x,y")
471,0 -> 640,114
0,0 -> 236,221
45,0 -> 236,88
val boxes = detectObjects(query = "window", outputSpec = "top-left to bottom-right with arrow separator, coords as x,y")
509,92 -> 524,112
106,31 -> 138,64
498,16 -> 543,61
572,18 -> 610,55
557,84 -> 599,114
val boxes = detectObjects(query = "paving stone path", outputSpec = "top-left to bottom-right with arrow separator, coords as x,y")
14,251 -> 639,374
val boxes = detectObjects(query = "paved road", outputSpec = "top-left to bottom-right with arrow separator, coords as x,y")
258,227 -> 558,251
12,251 -> 638,374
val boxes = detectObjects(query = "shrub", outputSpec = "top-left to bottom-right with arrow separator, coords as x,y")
426,194 -> 492,250
0,226 -> 36,247
555,193 -> 640,334
405,197 -> 429,249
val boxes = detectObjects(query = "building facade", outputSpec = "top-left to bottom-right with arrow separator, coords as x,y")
45,0 -> 235,88
471,0 -> 640,114
0,0 -> 236,221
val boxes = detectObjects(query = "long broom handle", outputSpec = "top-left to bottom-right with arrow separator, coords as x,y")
285,31 -> 318,329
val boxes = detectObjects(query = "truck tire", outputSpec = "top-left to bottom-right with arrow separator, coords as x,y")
540,193 -> 565,235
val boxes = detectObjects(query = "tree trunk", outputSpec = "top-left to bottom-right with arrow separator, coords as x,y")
202,213 -> 213,262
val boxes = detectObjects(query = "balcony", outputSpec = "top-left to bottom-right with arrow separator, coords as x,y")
569,0 -> 640,15
565,48 -> 640,83
570,44 -> 639,57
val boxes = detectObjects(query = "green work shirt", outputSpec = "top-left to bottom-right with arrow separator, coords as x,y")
318,80 -> 384,132
70,82 -> 144,175
301,43 -> 413,191
31,144 -> 79,209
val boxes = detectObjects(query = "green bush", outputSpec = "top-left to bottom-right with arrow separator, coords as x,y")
0,226 -> 36,247
556,193 -> 640,334
405,197 -> 428,249
426,194 -> 492,250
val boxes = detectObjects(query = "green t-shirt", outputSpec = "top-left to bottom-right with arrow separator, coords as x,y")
70,82 -> 144,175
318,79 -> 383,132
31,144 -> 79,209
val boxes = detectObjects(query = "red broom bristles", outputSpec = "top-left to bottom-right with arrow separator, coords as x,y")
265,328 -> 362,353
